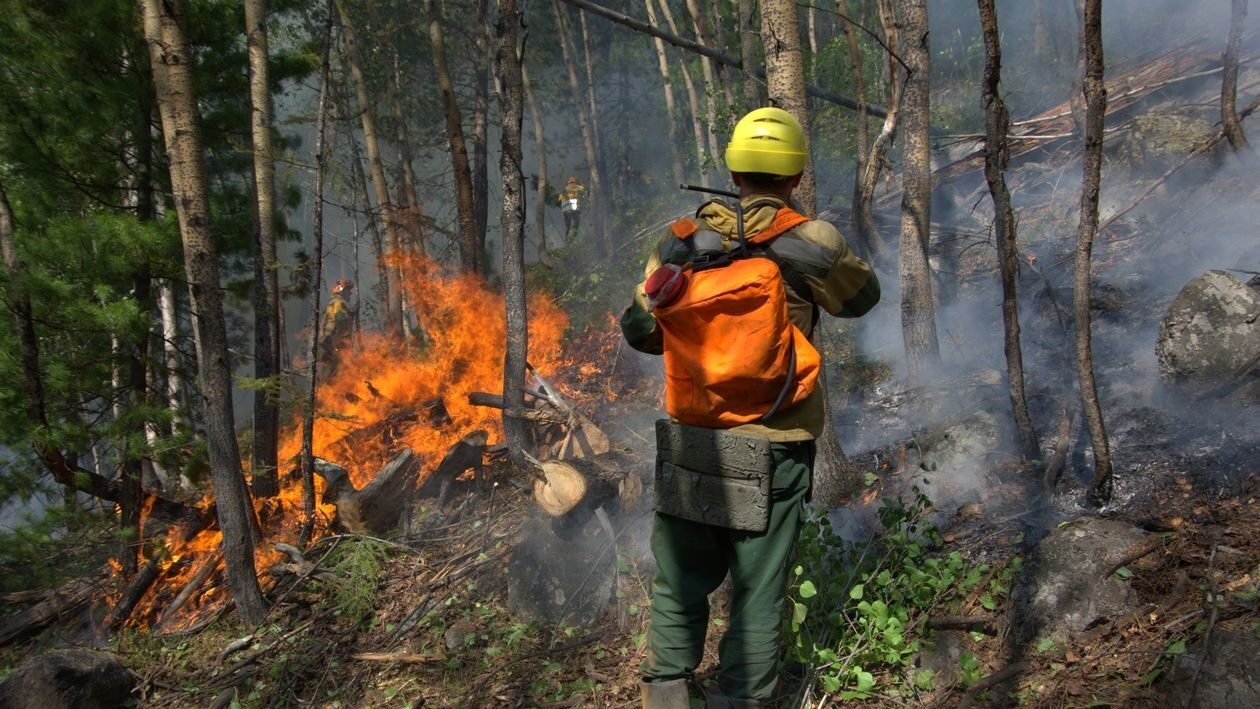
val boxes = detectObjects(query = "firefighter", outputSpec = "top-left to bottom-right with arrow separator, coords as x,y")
558,176 -> 586,244
621,107 -> 880,709
317,279 -> 355,380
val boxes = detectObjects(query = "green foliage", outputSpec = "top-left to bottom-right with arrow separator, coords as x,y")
787,483 -> 1009,700
315,538 -> 390,627
0,496 -> 115,593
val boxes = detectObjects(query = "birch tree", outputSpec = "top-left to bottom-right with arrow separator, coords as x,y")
552,0 -> 610,254
334,0 -> 405,330
649,0 -> 710,183
137,0 -> 266,626
643,0 -> 686,185
425,0 -> 481,272
245,0 -> 281,498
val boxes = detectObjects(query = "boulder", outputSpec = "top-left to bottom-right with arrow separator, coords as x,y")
0,649 -> 136,709
1162,629 -> 1260,709
1025,517 -> 1148,642
1156,270 -> 1260,396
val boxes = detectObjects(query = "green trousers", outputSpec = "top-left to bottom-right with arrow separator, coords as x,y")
641,441 -> 813,701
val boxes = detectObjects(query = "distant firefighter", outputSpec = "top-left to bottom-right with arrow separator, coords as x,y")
317,279 -> 355,380
558,176 -> 586,244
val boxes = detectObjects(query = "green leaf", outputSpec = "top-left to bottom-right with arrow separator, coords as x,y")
980,594 -> 996,611
849,584 -> 864,600
1114,566 -> 1133,580
1165,639 -> 1187,656
1036,638 -> 1056,653
792,601 -> 808,627
855,670 -> 875,691
821,673 -> 841,693
799,580 -> 817,599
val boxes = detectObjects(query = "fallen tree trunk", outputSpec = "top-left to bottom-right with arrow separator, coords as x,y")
106,511 -> 215,628
318,448 -> 422,534
0,571 -> 110,647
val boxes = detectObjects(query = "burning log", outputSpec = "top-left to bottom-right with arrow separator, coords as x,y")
106,511 -> 215,629
0,571 -> 110,647
154,551 -> 221,631
418,431 -> 488,517
330,397 -> 449,461
317,448 -> 421,534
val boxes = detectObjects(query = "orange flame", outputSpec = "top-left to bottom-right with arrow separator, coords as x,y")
125,253 -> 583,629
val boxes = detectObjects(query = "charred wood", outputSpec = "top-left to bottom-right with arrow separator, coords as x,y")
317,448 -> 422,535
0,571 -> 110,647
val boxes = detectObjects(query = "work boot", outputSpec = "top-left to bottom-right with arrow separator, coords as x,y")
640,678 -> 691,709
705,689 -> 763,709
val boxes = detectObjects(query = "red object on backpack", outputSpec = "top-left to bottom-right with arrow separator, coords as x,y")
645,264 -> 688,310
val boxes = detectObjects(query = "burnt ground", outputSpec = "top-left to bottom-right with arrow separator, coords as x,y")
58,391 -> 1249,709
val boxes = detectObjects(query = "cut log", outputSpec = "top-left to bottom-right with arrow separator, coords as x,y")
530,450 -> 641,519
319,448 -> 421,534
0,571 -> 110,647
534,460 -> 589,517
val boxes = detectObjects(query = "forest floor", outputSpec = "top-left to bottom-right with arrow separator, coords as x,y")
41,424 -> 1248,709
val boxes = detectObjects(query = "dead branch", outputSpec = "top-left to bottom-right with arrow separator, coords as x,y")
155,552 -> 222,631
925,614 -> 998,634
955,662 -> 1029,709
352,652 -> 442,663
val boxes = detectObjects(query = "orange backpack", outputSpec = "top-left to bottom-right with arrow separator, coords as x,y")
649,205 -> 821,428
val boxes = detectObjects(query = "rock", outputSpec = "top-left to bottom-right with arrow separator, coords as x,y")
1025,517 -> 1148,642
1156,270 -> 1260,396
0,649 -> 136,709
1162,629 -> 1260,709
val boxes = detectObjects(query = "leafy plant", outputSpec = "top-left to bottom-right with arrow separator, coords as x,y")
787,482 -> 1001,700
315,538 -> 389,627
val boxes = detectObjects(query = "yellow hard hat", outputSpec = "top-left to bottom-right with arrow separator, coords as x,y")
724,107 -> 807,176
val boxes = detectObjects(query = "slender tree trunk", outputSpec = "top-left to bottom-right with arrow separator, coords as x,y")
807,3 -> 819,84
839,0 -> 885,259
979,0 -> 1041,462
390,47 -> 427,257
334,0 -> 405,329
652,0 -> 711,182
137,0 -> 266,626
710,0 -> 735,108
522,64 -> 550,250
760,0 -> 815,213
303,4 -> 334,542
473,0 -> 492,263
644,0 -> 685,186
739,0 -> 760,110
245,0 -> 281,498
424,0 -> 480,272
339,81 -> 390,321
552,0 -> 609,253
1222,0 -> 1250,150
683,0 -> 723,167
1074,0 -> 1112,502
496,0 -> 529,466
897,0 -> 940,379
158,279 -> 185,431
